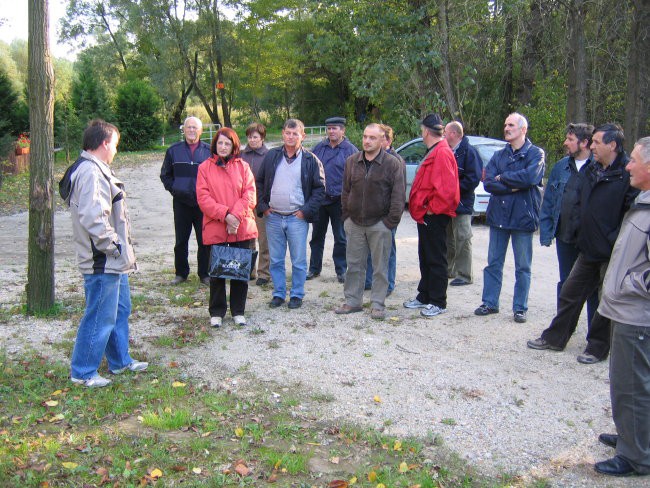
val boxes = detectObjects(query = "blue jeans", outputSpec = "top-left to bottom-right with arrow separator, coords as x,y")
556,239 -> 599,327
481,227 -> 533,312
70,273 -> 133,379
265,213 -> 309,299
365,227 -> 396,293
309,199 -> 347,276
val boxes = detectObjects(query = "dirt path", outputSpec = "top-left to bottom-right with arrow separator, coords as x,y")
0,155 -> 632,487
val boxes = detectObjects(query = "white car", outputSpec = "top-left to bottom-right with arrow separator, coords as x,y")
396,135 -> 507,215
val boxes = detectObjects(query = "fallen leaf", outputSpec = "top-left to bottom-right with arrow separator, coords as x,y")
349,476 -> 357,485
51,390 -> 62,396
377,484 -> 386,488
39,482 -> 49,488
96,467 -> 109,476
172,381 -> 186,388
171,465 -> 187,472
399,461 -> 409,473
368,471 -> 377,482
234,427 -> 244,437
328,481 -> 348,488
192,467 -> 202,474
164,407 -> 172,413
150,468 -> 163,479
234,462 -> 250,476
268,472 -> 278,482
62,462 -> 78,470
329,456 -> 340,464
48,414 -> 64,423
393,440 -> 402,451
373,395 -> 382,403
150,379 -> 159,384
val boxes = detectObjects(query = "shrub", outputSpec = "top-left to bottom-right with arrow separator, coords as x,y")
114,80 -> 162,151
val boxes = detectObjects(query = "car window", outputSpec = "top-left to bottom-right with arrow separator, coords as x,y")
474,144 -> 502,168
398,141 -> 427,165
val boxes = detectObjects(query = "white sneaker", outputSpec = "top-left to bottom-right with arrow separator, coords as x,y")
71,374 -> 112,388
420,304 -> 447,317
403,297 -> 428,309
110,360 -> 149,375
210,316 -> 222,328
233,315 -> 247,326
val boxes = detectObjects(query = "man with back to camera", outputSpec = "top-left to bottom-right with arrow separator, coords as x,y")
256,119 -> 325,310
443,121 -> 482,287
527,123 -> 638,364
593,137 -> 650,477
473,112 -> 545,323
403,114 -> 460,318
60,119 -> 148,388
335,123 -> 405,320
307,116 -> 358,283
160,116 -> 212,286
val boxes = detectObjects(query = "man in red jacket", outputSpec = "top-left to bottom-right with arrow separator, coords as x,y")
404,113 -> 460,317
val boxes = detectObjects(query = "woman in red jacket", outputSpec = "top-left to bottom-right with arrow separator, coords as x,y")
197,128 -> 258,327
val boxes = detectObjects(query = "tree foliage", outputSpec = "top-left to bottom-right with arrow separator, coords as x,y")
114,79 -> 162,150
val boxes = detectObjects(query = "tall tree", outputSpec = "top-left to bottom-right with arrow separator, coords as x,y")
624,0 -> 650,148
27,0 -> 56,313
565,0 -> 588,123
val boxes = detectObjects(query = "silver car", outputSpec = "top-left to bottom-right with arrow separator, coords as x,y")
396,135 -> 507,215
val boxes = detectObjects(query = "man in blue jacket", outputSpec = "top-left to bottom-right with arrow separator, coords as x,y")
160,117 -> 212,286
307,116 -> 358,283
474,113 -> 545,323
443,121 -> 482,286
256,119 -> 325,309
527,123 -> 638,363
538,123 -> 598,324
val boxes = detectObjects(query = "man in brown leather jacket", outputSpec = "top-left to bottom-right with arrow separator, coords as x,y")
335,123 -> 405,320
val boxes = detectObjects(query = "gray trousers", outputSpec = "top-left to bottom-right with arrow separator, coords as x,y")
610,320 -> 650,474
343,219 -> 392,309
446,213 -> 473,282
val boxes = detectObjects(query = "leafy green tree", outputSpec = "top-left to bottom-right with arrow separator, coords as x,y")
70,54 -> 113,123
114,79 -> 162,150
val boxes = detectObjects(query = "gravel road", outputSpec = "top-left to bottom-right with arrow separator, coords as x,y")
0,155 -> 639,487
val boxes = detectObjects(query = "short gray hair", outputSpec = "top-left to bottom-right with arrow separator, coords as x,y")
635,137 -> 650,164
184,116 -> 203,129
509,112 -> 528,129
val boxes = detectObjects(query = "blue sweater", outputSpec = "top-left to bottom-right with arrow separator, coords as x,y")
160,140 -> 212,207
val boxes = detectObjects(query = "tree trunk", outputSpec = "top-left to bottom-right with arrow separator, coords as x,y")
503,5 -> 514,117
566,0 -> 588,123
624,0 -> 650,150
517,0 -> 545,106
211,0 -> 231,127
436,0 -> 459,120
27,0 -> 55,313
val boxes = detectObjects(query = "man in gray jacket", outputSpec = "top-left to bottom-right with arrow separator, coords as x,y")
594,137 -> 650,478
61,120 -> 148,387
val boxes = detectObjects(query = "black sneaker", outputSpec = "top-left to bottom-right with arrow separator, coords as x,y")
288,297 -> 303,309
269,297 -> 285,308
514,311 -> 527,323
474,304 -> 499,316
306,271 -> 320,280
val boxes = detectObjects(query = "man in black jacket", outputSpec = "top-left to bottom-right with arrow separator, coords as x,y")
444,121 -> 482,286
160,116 -> 212,286
527,123 -> 639,363
256,119 -> 325,309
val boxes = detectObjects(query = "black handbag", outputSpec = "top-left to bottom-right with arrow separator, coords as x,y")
209,243 -> 258,281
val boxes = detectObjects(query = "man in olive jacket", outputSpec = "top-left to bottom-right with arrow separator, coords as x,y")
335,123 -> 405,320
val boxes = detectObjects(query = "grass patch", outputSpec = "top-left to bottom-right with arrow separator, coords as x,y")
0,349 -> 538,487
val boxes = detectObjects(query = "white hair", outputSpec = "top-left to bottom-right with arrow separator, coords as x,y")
635,137 -> 650,164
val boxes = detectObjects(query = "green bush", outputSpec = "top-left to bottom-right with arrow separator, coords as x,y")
114,80 -> 162,151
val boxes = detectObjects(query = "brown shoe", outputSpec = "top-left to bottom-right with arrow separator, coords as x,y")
370,308 -> 386,320
335,304 -> 363,314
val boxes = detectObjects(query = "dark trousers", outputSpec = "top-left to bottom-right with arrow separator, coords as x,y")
541,253 -> 611,359
555,239 -> 599,327
173,199 -> 209,279
208,240 -> 253,318
610,321 -> 650,474
416,213 -> 451,308
309,199 -> 347,276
